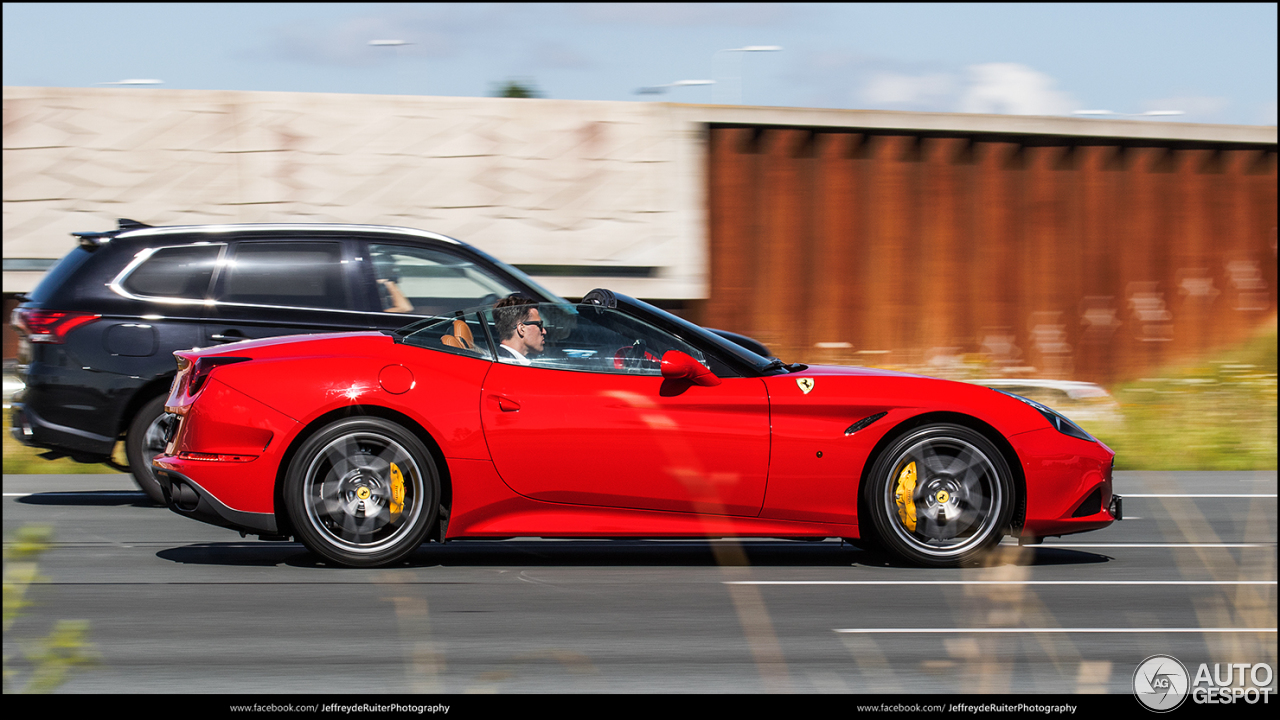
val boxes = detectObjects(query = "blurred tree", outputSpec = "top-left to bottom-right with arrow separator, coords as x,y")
490,78 -> 544,99
4,526 -> 99,693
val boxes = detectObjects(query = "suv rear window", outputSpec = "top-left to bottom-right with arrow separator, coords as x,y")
25,246 -> 95,304
121,244 -> 221,299
219,242 -> 349,310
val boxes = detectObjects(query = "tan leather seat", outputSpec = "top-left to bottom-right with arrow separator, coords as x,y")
441,319 -> 480,354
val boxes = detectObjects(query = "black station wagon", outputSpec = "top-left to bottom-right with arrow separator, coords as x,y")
11,219 -> 767,503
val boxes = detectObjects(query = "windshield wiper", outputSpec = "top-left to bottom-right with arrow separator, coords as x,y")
762,357 -> 808,374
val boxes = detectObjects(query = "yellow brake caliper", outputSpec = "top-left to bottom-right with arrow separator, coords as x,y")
894,461 -> 918,532
389,462 -> 405,517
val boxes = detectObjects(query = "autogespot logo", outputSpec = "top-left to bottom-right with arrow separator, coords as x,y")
1134,654 -> 1191,712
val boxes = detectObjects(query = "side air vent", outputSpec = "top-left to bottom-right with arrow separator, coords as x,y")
845,411 -> 887,436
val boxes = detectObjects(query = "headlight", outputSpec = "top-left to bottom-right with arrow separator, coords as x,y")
993,389 -> 1095,442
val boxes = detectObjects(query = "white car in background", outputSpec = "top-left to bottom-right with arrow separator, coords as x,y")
971,379 -> 1123,426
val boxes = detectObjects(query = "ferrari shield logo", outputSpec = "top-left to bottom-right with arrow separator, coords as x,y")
796,378 -> 815,394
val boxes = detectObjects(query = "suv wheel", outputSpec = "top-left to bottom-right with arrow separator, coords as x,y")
126,395 -> 173,505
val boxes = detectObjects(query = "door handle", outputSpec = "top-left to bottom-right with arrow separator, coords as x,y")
496,397 -> 521,412
210,330 -> 247,343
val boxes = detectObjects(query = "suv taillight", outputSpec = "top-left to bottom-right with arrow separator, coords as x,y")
12,309 -> 101,344
187,356 -> 250,397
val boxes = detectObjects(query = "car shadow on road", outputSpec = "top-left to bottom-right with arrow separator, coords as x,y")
157,542 -> 316,567
850,545 -> 1114,569
16,490 -> 158,508
155,539 -> 1112,569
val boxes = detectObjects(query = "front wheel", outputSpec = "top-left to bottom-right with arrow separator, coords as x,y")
285,417 -> 438,567
865,424 -> 1014,567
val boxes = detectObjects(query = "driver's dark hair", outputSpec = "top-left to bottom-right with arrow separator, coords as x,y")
494,294 -> 536,340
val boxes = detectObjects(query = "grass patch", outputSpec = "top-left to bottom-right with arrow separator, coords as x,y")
1078,321 -> 1277,471
2,410 -> 125,475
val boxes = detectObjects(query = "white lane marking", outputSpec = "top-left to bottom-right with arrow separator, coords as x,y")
1044,543 -> 1272,548
835,627 -> 1277,634
1123,493 -> 1277,498
728,580 -> 1277,586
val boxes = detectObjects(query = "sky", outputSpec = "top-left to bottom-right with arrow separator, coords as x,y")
3,3 -> 1277,126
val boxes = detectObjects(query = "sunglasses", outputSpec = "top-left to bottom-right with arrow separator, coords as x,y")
521,320 -> 545,330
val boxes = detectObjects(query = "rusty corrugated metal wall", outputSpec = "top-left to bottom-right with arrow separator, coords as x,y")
705,126 -> 1277,385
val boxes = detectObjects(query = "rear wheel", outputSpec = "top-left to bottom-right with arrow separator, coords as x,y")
285,417 -> 438,567
126,395 -> 173,505
865,424 -> 1013,567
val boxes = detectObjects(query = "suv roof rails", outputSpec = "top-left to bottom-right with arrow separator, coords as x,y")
70,229 -> 115,248
71,218 -> 154,249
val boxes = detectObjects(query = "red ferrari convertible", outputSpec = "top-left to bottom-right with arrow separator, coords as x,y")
153,289 -> 1120,568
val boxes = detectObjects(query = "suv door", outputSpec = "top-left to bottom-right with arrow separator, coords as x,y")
203,238 -> 374,345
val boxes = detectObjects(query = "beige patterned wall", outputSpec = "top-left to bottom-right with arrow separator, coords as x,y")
3,87 -> 708,298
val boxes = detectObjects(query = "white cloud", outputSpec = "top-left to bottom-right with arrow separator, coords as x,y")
862,72 -> 956,106
1143,96 -> 1229,123
958,63 -> 1076,116
849,62 -> 1076,116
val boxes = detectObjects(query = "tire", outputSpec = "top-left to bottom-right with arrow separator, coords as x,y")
864,423 -> 1013,567
126,395 -> 174,505
285,417 -> 438,567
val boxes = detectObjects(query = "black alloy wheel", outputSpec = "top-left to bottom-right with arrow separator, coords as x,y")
865,423 -> 1014,568
285,417 -> 438,567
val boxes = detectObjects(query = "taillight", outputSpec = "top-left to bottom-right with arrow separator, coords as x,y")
187,356 -> 250,396
12,309 -> 101,344
177,451 -> 257,463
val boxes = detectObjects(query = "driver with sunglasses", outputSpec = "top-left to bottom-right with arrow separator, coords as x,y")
493,294 -> 547,365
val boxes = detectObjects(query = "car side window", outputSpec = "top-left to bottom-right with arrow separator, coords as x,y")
397,312 -> 494,361
218,242 -> 349,310
488,303 -> 707,376
367,243 -> 521,317
120,244 -> 222,300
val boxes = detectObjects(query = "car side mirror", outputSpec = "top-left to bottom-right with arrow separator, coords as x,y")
660,350 -> 721,386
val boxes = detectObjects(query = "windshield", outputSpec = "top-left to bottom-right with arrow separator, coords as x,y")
393,293 -> 784,378
486,302 -> 707,375
615,296 -> 785,376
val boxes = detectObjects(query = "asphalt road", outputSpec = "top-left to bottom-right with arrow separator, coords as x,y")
2,470 -> 1275,695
